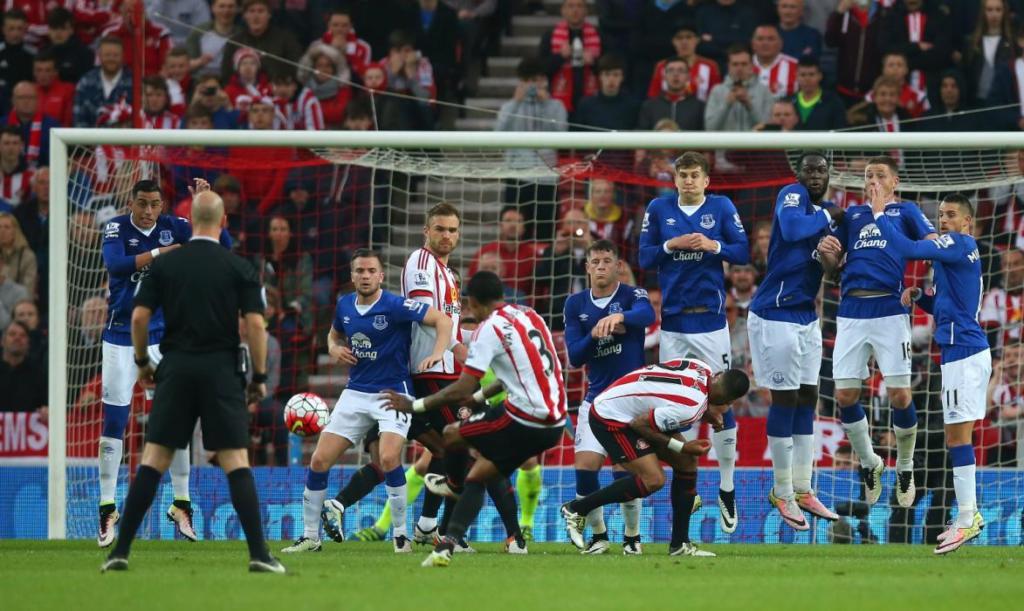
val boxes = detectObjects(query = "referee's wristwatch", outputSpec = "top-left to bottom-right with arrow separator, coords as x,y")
134,355 -> 150,367
252,372 -> 268,384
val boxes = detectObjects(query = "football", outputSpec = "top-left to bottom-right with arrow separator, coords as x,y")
283,392 -> 330,437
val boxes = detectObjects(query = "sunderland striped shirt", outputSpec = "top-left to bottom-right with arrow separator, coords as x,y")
593,358 -> 712,432
402,247 -> 462,378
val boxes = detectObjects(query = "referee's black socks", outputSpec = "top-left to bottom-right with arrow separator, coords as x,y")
110,465 -> 163,559
228,468 -> 271,562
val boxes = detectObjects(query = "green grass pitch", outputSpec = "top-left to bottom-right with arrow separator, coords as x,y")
2,541 -> 1021,611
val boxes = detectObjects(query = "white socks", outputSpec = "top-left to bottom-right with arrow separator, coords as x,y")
952,464 -> 977,528
893,425 -> 918,473
302,486 -> 327,540
170,447 -> 191,501
98,436 -> 123,505
386,484 -> 408,537
841,417 -> 879,468
578,494 -> 607,535
792,434 -> 814,494
712,426 -> 737,492
621,498 -> 641,537
768,436 -> 794,499
417,516 -> 437,533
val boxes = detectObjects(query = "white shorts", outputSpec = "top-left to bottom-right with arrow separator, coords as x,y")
102,342 -> 163,406
748,312 -> 822,390
833,314 -> 912,382
323,388 -> 413,444
574,400 -> 606,456
941,350 -> 992,425
660,327 -> 731,373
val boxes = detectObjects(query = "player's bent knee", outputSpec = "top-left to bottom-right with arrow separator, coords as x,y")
217,448 -> 250,473
887,384 -> 912,407
797,385 -> 819,407
640,469 -> 665,493
834,384 -> 862,405
309,452 -> 333,473
574,451 -> 605,471
442,424 -> 464,448
139,442 -> 175,472
770,389 -> 800,408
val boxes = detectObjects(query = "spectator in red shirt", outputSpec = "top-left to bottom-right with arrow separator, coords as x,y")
6,0 -> 58,48
540,0 -> 601,113
160,47 -> 190,116
71,0 -> 122,47
270,71 -> 324,130
319,8 -> 372,79
3,81 -> 58,169
751,23 -> 799,99
233,96 -> 289,214
857,50 -> 930,118
100,2 -> 172,77
32,50 -> 72,126
224,47 -> 271,114
826,0 -> 886,104
467,205 -> 543,296
141,76 -> 179,130
647,23 -> 722,103
298,41 -> 352,129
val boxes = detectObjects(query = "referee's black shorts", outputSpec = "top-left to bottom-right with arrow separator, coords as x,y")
146,351 -> 249,451
457,404 -> 563,476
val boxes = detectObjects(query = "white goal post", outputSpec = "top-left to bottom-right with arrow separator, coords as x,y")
47,128 -> 1024,539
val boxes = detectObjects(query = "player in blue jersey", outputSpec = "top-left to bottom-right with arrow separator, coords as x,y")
870,192 -> 989,554
638,150 -> 749,534
829,156 -> 937,510
97,178 -> 230,548
748,152 -> 844,530
564,239 -> 655,555
283,249 -> 453,554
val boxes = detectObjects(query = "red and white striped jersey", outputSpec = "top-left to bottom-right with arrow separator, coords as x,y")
0,167 -> 30,207
142,110 -> 179,130
980,288 -> 1023,349
593,358 -> 712,432
402,247 -> 462,378
647,56 -> 721,102
465,304 -> 567,427
274,88 -> 325,130
753,53 -> 798,98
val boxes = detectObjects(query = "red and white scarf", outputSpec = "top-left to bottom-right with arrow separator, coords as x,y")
905,11 -> 927,93
549,20 -> 600,112
6,109 -> 42,169
0,168 -> 30,207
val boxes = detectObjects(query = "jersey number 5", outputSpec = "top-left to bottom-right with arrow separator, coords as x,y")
527,329 -> 555,377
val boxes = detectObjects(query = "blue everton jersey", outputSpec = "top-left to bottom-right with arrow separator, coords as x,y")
874,215 -> 987,359
563,283 -> 655,402
835,202 -> 935,319
102,214 -> 232,346
750,183 -> 836,323
638,193 -> 749,333
333,290 -> 427,393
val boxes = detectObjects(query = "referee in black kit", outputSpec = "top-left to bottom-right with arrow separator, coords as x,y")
101,188 -> 284,574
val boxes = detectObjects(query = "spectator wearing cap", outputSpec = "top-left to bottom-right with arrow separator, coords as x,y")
540,0 -> 601,114
825,0 -> 884,105
224,47 -> 271,114
42,7 -> 93,84
0,10 -> 35,118
185,0 -> 243,78
637,57 -> 704,131
791,56 -> 847,130
140,76 -> 179,130
270,71 -> 324,131
190,74 -> 241,129
297,41 -> 352,129
646,23 -> 721,103
3,81 -> 59,169
32,50 -> 73,126
220,0 -> 303,82
704,44 -> 773,132
777,0 -> 822,60
72,36 -> 133,128
0,126 -> 29,208
100,2 -> 173,77
573,54 -> 639,131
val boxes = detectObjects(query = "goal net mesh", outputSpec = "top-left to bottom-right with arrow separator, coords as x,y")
58,141 -> 1024,545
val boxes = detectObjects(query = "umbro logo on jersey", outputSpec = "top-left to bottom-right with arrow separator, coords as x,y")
578,313 -> 588,321
128,239 -> 139,247
158,230 -> 174,246
851,212 -> 862,220
666,218 -> 676,226
343,316 -> 351,324
373,315 -> 388,330
885,208 -> 901,216
700,214 -> 715,229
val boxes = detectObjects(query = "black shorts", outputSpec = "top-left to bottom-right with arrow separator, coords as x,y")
146,351 -> 249,451
362,377 -> 477,451
588,409 -> 655,464
458,404 -> 563,476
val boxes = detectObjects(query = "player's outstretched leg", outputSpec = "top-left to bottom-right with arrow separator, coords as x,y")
422,478 -> 488,568
98,403 -> 129,548
166,447 -> 197,541
414,455 -> 444,543
488,478 -> 527,553
712,408 -> 738,534
323,463 -> 385,543
515,458 -> 542,541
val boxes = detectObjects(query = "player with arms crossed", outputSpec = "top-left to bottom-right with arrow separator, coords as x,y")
97,178 -> 229,547
383,271 -> 567,568
871,192 -> 990,553
283,249 -> 453,553
748,152 -> 843,529
564,239 -> 655,554
829,156 -> 937,508
560,359 -> 750,556
638,150 -> 749,533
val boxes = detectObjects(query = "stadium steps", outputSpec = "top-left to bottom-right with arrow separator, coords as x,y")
487,57 -> 519,78
476,76 -> 520,97
462,97 -> 506,119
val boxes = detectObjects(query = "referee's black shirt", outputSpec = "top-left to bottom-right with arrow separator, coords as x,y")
135,237 -> 264,354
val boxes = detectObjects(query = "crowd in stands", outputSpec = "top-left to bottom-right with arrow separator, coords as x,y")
0,0 -> 1020,468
